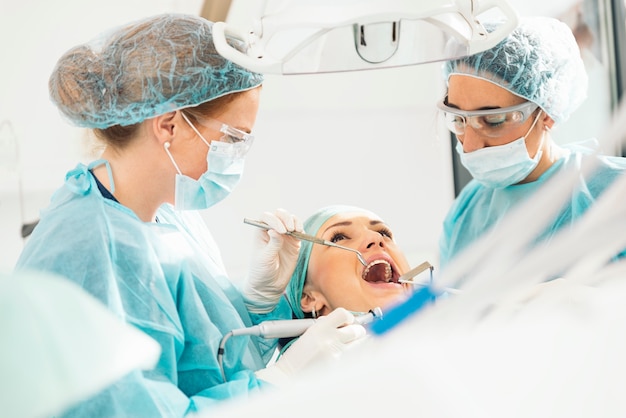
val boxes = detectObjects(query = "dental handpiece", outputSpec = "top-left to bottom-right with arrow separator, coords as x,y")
243,218 -> 368,266
232,307 -> 384,339
218,308 -> 383,382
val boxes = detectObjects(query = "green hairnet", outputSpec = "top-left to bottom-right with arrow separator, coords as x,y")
285,205 -> 377,319
49,13 -> 263,129
442,16 -> 587,124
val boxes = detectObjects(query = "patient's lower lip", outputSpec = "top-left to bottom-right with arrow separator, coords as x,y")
364,281 -> 402,288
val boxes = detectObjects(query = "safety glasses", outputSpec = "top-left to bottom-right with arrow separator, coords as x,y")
438,98 -> 539,138
195,116 -> 255,145
181,111 -> 254,145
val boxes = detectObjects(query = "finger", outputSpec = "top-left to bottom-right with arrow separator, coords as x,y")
280,235 -> 301,255
335,324 -> 367,343
294,215 -> 304,233
318,307 -> 355,329
253,228 -> 271,246
265,229 -> 285,252
275,208 -> 299,232
259,211 -> 287,234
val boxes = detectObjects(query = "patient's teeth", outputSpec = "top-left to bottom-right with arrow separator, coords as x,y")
362,259 -> 392,282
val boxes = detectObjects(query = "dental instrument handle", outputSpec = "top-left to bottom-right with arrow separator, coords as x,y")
244,218 -> 324,243
397,261 -> 434,284
256,319 -> 317,338
396,263 -> 460,294
364,307 -> 384,322
248,307 -> 383,339
243,218 -> 367,266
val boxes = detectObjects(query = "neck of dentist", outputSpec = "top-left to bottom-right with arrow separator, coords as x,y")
92,114 -> 191,223
94,137 -> 173,223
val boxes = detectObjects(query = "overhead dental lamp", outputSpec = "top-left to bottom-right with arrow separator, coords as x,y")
212,0 -> 518,75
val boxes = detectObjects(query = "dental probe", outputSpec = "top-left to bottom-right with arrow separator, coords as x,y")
243,218 -> 368,266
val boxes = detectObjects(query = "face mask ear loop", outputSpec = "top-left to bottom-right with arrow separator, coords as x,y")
164,142 -> 182,175
180,111 -> 211,148
524,110 -> 544,158
523,110 -> 543,142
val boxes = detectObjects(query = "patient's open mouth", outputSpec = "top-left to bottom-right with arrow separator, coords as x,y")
362,259 -> 398,283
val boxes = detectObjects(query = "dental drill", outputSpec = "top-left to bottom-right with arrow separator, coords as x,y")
245,306 -> 383,338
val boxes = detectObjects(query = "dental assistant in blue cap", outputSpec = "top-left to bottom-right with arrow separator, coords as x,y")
437,16 -> 626,270
14,13 -> 364,417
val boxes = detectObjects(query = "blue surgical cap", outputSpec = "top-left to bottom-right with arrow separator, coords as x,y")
49,13 -> 263,129
443,16 -> 588,124
285,205 -> 376,319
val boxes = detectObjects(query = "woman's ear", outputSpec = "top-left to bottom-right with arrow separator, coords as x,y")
151,111 -> 177,144
300,288 -> 326,316
542,112 -> 556,131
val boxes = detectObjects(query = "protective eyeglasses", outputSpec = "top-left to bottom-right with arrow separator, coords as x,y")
437,98 -> 539,138
181,111 -> 254,146
196,116 -> 254,145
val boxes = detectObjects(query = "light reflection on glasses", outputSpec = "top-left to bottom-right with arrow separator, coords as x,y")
195,116 -> 255,144
437,97 -> 539,138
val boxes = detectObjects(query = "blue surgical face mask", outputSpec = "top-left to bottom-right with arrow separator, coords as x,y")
456,111 -> 543,189
165,114 -> 253,210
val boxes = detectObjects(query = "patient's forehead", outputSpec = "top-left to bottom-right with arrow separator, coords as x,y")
321,211 -> 384,228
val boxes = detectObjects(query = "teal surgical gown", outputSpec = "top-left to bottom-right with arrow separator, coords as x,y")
14,162 -> 292,417
440,141 -> 626,269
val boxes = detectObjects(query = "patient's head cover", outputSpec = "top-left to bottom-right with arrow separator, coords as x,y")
286,205 -> 376,319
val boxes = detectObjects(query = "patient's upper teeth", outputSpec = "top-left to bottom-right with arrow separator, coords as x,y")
362,259 -> 392,282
